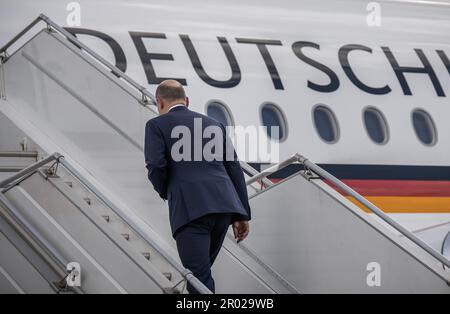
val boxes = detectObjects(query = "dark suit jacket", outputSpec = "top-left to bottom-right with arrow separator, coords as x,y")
144,106 -> 251,236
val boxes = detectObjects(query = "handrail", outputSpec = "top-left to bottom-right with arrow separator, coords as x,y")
0,16 -> 42,57
57,156 -> 212,294
0,14 -> 157,109
240,161 -> 274,188
1,14 -> 159,153
0,53 -> 6,100
21,50 -> 145,151
0,154 -> 58,188
246,155 -> 299,186
0,153 -> 212,294
246,153 -> 450,269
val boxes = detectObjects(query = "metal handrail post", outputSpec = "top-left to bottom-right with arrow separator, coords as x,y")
240,161 -> 274,188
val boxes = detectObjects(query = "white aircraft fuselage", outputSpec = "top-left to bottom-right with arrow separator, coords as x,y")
1,0 -> 450,228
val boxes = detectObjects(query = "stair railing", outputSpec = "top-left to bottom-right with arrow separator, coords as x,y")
0,152 -> 212,294
245,153 -> 450,270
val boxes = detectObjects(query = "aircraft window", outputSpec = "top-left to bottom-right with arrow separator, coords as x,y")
363,107 -> 389,145
260,103 -> 288,142
412,109 -> 437,146
313,105 -> 339,144
206,101 -> 234,126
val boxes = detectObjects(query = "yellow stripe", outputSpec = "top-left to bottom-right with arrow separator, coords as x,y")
346,196 -> 450,213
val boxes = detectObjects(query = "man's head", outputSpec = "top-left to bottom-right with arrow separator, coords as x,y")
155,80 -> 189,115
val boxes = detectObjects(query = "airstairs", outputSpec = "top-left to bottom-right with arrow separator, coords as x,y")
0,154 -> 205,294
243,156 -> 450,293
0,15 -> 449,294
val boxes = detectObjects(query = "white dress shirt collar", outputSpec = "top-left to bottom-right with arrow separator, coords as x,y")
168,104 -> 186,112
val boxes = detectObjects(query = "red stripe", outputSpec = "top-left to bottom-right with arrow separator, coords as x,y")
324,180 -> 450,197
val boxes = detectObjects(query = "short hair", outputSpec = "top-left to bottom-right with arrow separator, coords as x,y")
155,81 -> 186,102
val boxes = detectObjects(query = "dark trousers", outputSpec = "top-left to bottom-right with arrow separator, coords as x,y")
175,213 -> 232,294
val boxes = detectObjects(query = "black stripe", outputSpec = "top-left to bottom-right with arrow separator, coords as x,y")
248,163 -> 450,181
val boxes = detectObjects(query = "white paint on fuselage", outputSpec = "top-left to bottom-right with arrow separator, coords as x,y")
1,0 -> 450,165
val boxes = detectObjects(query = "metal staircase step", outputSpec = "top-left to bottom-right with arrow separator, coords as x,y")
64,181 -> 73,188
163,272 -> 173,281
40,168 -> 187,289
83,197 -> 91,205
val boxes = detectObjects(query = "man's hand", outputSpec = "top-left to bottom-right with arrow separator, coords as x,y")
233,221 -> 250,243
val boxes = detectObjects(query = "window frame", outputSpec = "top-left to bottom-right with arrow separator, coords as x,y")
259,102 -> 289,143
362,106 -> 390,145
411,108 -> 438,147
205,100 -> 235,126
312,104 -> 340,144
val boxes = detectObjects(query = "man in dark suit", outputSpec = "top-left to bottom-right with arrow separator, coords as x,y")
144,80 -> 251,294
